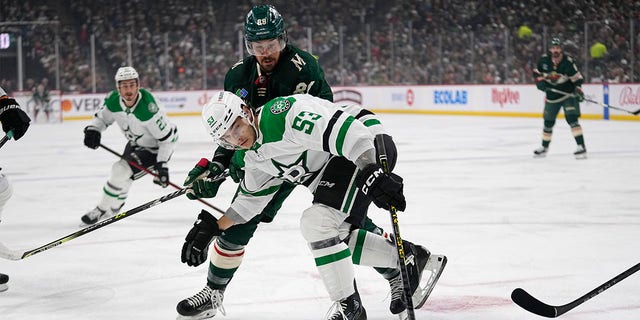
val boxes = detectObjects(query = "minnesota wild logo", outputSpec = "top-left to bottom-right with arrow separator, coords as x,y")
270,98 -> 291,114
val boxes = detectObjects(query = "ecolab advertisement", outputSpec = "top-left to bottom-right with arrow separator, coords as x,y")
54,84 -> 640,121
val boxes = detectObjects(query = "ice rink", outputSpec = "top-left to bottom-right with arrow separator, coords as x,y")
0,113 -> 638,320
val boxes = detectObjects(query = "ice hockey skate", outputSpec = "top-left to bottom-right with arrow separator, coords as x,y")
80,204 -> 124,226
533,146 -> 548,158
574,145 -> 587,159
176,285 -> 225,320
326,291 -> 367,320
394,242 -> 447,319
0,273 -> 8,292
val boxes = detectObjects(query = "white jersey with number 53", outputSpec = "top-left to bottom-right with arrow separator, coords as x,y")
227,94 -> 384,223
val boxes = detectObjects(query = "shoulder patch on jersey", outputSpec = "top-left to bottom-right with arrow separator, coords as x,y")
148,102 -> 159,113
270,98 -> 291,114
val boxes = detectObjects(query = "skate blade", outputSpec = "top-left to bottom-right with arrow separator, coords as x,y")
176,309 -> 217,320
575,154 -> 587,160
413,255 -> 447,309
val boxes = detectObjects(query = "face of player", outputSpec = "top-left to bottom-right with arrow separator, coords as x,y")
117,79 -> 139,106
550,45 -> 562,59
220,109 -> 257,150
250,38 -> 284,72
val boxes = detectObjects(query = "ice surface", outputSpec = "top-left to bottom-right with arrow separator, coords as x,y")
0,114 -> 638,319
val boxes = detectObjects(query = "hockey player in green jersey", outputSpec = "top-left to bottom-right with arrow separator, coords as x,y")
81,66 -> 179,225
533,37 -> 587,159
183,91 -> 446,320
176,5 -> 446,320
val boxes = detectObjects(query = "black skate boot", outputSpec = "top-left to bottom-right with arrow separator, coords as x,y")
326,291 -> 367,320
0,273 -> 8,292
391,240 -> 447,318
176,285 -> 225,320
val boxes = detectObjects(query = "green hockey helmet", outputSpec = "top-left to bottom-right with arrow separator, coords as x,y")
550,37 -> 562,48
244,5 -> 287,56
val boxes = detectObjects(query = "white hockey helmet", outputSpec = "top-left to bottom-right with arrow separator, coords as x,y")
202,91 -> 250,148
115,66 -> 139,86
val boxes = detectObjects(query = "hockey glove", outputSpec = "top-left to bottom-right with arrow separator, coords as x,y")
181,209 -> 221,267
229,160 -> 244,183
358,164 -> 406,211
0,98 -> 31,140
575,87 -> 585,102
83,126 -> 101,149
153,161 -> 169,188
184,158 -> 226,199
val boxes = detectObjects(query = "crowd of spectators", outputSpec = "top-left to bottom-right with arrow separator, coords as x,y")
1,0 -> 640,94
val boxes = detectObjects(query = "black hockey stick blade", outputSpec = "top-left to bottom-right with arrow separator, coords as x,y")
512,262 -> 640,318
511,288 -> 560,318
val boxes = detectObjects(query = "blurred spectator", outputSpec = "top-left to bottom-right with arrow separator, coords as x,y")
1,0 -> 639,91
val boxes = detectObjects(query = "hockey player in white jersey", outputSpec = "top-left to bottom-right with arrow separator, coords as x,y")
180,91 -> 446,319
81,67 -> 178,225
0,86 -> 31,292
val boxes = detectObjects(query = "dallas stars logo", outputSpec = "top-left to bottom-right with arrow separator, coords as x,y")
271,151 -> 313,184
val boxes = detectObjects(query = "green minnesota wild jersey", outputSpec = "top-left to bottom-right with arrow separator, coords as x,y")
89,88 -> 178,162
224,44 -> 333,109
225,94 -> 384,224
535,53 -> 584,101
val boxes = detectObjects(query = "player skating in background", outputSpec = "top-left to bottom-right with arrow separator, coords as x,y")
32,82 -> 51,123
176,5 -> 446,320
533,37 -> 587,159
81,66 -> 178,225
0,86 -> 31,292
184,91 -> 445,320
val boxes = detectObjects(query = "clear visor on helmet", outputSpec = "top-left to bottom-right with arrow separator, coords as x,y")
245,37 -> 286,56
217,113 -> 249,150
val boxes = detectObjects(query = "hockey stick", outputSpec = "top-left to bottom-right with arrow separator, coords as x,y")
0,171 -> 229,260
0,130 -> 14,149
375,135 -> 416,320
549,88 -> 640,115
512,262 -> 640,318
99,144 -> 224,214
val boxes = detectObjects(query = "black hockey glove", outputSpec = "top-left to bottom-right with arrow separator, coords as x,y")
181,209 -> 221,267
184,158 -> 226,199
358,164 -> 406,211
0,98 -> 31,140
153,161 -> 169,188
83,126 -> 101,149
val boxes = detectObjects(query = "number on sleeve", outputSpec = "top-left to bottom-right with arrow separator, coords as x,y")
156,116 -> 167,131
